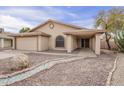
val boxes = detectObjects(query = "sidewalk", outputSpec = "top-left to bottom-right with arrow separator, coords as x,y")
111,53 -> 124,86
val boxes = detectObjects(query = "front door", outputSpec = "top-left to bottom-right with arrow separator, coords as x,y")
81,39 -> 89,48
85,39 -> 89,48
81,39 -> 84,47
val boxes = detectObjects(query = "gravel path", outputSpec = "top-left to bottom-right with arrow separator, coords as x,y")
26,53 -> 70,67
0,53 -> 69,75
111,53 -> 124,85
11,54 -> 116,86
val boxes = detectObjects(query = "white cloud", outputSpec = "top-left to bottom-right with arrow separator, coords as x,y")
0,15 -> 33,33
0,7 -> 81,33
71,18 -> 95,29
44,6 -> 79,19
0,7 -> 49,21
0,7 -> 78,21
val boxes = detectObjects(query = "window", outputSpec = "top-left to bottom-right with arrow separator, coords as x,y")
56,36 -> 64,47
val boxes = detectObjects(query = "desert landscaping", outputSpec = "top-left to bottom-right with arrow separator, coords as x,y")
0,6 -> 124,86
0,49 -> 117,86
11,53 -> 116,86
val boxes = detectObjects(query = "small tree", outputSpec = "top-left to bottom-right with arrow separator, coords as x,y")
95,8 -> 124,50
95,10 -> 111,49
108,8 -> 124,32
19,27 -> 30,33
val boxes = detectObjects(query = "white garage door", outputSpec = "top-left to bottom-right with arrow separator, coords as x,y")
16,37 -> 37,51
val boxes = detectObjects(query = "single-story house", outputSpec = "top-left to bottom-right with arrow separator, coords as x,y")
0,28 -> 14,49
11,19 -> 104,55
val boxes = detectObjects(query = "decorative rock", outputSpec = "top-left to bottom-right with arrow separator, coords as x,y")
0,56 -> 83,85
9,54 -> 29,71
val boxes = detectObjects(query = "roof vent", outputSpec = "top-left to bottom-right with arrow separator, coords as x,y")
0,28 -> 4,33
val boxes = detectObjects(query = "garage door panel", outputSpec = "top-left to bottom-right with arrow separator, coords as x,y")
16,37 -> 37,51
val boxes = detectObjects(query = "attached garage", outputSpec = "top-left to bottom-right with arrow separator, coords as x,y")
12,32 -> 50,51
16,37 -> 37,51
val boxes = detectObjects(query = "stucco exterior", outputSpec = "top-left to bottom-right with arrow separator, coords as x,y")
15,35 -> 49,51
38,36 -> 49,51
4,39 -> 12,48
16,36 -> 38,51
12,20 -> 104,55
33,21 -> 80,50
0,32 -> 14,49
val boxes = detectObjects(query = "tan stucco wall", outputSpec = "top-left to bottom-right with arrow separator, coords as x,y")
16,36 -> 49,51
89,38 -> 92,49
0,38 -> 12,48
41,36 -> 49,51
66,35 -> 78,52
90,34 -> 102,55
34,22 -> 79,50
14,21 -> 102,54
91,37 -> 95,51
66,35 -> 73,52
16,36 -> 38,51
0,33 -> 14,48
72,36 -> 78,50
95,34 -> 101,55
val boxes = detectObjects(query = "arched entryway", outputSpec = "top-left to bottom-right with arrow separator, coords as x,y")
56,36 -> 64,47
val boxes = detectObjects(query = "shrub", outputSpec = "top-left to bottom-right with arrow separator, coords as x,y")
10,54 -> 29,71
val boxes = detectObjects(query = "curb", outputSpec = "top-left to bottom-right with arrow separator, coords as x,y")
106,55 -> 119,86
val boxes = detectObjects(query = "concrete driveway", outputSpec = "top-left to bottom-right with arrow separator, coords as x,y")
0,52 -> 15,60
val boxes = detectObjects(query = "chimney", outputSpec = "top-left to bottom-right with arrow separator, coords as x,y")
0,28 -> 4,33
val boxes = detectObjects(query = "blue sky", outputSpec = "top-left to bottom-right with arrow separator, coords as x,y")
0,6 -> 120,33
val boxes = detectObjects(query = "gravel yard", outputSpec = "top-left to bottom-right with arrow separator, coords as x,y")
11,54 -> 116,86
26,53 -> 69,67
0,53 -> 69,75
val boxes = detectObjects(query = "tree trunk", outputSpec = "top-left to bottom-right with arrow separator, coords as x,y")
105,32 -> 111,50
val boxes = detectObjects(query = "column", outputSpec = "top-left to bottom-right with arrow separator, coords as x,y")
95,34 -> 101,55
12,38 -> 15,49
92,37 -> 95,51
1,38 -> 4,48
66,35 -> 73,53
89,38 -> 91,49
37,36 -> 42,51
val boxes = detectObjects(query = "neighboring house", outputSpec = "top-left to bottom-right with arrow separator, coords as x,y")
11,19 -> 104,55
0,28 -> 14,49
